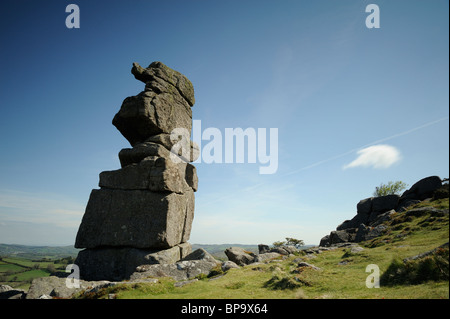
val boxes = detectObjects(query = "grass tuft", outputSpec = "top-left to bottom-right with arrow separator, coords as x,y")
381,245 -> 449,286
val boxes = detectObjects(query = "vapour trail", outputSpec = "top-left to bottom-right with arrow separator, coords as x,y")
282,116 -> 449,177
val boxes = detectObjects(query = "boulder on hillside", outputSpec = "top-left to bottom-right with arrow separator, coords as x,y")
337,213 -> 368,231
329,230 -> 352,245
0,285 -> 26,299
433,183 -> 449,200
26,276 -> 109,299
296,261 -> 321,271
221,261 -> 240,271
405,207 -> 449,218
401,176 -> 442,201
182,248 -> 217,263
357,197 -> 374,215
319,235 -> 330,247
369,209 -> 395,226
224,247 -> 255,266
355,224 -> 387,243
258,244 -> 270,254
254,252 -> 282,263
269,245 -> 299,255
131,248 -> 219,282
371,194 -> 400,213
397,199 -> 421,212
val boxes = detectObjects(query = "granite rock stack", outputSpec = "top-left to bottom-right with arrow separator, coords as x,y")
74,62 -> 198,281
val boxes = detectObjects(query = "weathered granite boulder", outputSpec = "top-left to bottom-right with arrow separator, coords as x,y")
258,244 -> 270,254
319,235 -> 330,247
254,252 -> 282,263
75,243 -> 192,281
357,197 -> 374,215
181,248 -> 217,264
99,155 -> 193,194
132,61 -> 195,106
337,213 -> 368,231
404,207 -> 449,218
113,62 -> 194,146
372,194 -> 400,213
269,245 -> 299,255
26,276 -> 93,299
355,224 -> 388,242
26,276 -> 159,299
130,249 -> 219,282
297,261 -> 321,271
221,261 -> 240,271
0,285 -> 26,299
396,199 -> 421,212
354,224 -> 368,243
145,133 -> 200,162
401,176 -> 442,201
184,163 -> 198,192
75,188 -> 194,249
369,209 -> 395,226
433,183 -> 449,200
329,230 -> 352,245
224,247 -> 256,266
118,142 -> 172,168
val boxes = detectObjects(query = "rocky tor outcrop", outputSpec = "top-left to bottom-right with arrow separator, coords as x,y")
319,176 -> 447,247
74,62 -> 198,281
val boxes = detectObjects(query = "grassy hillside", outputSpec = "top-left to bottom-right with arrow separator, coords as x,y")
83,197 -> 449,299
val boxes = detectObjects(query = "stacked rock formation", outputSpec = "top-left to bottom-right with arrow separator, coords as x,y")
74,62 -> 198,281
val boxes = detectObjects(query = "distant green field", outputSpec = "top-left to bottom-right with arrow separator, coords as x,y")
0,255 -> 71,290
2,257 -> 35,267
0,263 -> 26,273
10,269 -> 50,282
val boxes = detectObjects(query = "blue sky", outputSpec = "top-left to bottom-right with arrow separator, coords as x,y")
0,0 -> 448,246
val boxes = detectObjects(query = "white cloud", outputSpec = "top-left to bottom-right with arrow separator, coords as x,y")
343,144 -> 401,170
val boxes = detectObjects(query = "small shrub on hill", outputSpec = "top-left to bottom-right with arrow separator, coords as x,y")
373,181 -> 407,197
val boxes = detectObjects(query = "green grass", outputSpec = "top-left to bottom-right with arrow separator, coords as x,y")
102,198 -> 449,300
0,263 -> 26,273
1,257 -> 35,267
114,266 -> 302,299
8,269 -> 50,282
